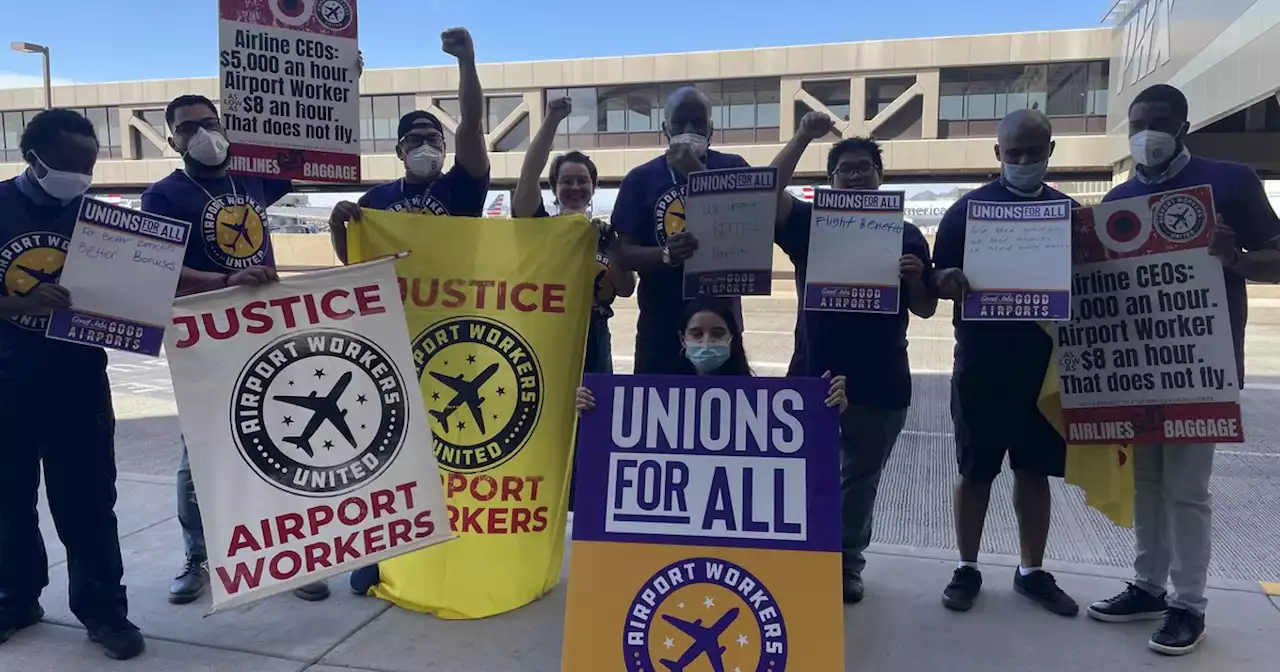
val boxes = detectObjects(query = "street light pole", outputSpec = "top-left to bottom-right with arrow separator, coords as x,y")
10,42 -> 52,109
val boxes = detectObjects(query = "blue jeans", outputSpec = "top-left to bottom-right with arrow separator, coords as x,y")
176,443 -> 205,562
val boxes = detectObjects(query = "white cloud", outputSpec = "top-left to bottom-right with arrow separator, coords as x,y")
0,72 -> 74,89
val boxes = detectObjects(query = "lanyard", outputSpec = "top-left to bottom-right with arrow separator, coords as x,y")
182,170 -> 238,206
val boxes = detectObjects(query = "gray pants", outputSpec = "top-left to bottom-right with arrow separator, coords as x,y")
1132,443 -> 1214,615
841,406 -> 909,577
176,445 -> 205,562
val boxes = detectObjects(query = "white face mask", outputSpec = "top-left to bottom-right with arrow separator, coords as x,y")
186,128 -> 230,167
1129,130 -> 1178,167
1001,160 -> 1048,193
31,153 -> 92,201
669,132 -> 709,158
406,145 -> 444,178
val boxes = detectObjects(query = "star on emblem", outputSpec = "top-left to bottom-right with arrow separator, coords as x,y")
663,637 -> 675,650
323,439 -> 334,450
677,602 -> 685,609
282,416 -> 294,427
736,633 -> 749,647
703,597 -> 715,609
496,387 -> 506,396
314,368 -> 326,379
457,420 -> 467,430
287,380 -> 295,386
356,394 -> 368,405
431,391 -> 441,401
466,354 -> 477,364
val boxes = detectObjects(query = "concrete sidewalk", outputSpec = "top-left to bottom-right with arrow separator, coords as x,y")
3,474 -> 1278,672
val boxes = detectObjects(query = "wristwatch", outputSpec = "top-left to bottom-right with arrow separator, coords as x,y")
661,246 -> 675,266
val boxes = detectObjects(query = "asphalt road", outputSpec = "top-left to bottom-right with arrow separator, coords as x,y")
106,294 -> 1280,584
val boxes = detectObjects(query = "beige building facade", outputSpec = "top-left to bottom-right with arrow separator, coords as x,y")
0,28 -> 1118,191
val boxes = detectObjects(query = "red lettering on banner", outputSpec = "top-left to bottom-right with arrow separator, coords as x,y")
333,532 -> 361,563
413,511 -> 437,539
370,489 -> 396,518
278,512 -> 305,543
398,277 -> 568,314
511,508 -> 532,533
172,284 -> 388,348
306,504 -> 334,536
216,559 -> 265,595
227,524 -> 263,556
304,542 -> 332,572
388,519 -> 413,546
321,289 -> 354,320
269,550 -> 302,580
363,525 -> 387,554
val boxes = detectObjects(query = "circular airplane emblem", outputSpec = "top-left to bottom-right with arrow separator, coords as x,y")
0,232 -> 69,331
654,185 -> 687,247
201,193 -> 271,271
230,328 -> 410,497
412,316 -> 543,474
623,558 -> 788,672
1152,193 -> 1207,243
268,0 -> 315,26
388,194 -> 449,215
315,0 -> 354,30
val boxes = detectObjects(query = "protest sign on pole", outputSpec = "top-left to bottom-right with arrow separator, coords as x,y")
45,198 -> 190,356
562,374 -> 845,671
961,199 -> 1073,321
165,258 -> 452,611
218,0 -> 361,183
1057,185 -> 1242,444
682,167 -> 778,298
804,188 -> 905,313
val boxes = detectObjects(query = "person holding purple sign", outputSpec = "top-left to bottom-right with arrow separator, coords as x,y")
576,296 -> 847,413
932,108 -> 1080,617
768,111 -> 937,604
0,109 -> 145,660
1087,84 -> 1280,657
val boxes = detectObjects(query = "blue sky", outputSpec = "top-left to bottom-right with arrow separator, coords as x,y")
1,1 -> 1109,87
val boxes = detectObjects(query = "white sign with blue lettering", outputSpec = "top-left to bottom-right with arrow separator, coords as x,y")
682,167 -> 779,298
46,198 -> 191,356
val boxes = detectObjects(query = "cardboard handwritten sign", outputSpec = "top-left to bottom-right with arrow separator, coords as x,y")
804,188 -> 905,313
961,199 -> 1073,321
46,198 -> 190,356
219,0 -> 361,182
682,167 -> 778,298
1058,185 -> 1242,444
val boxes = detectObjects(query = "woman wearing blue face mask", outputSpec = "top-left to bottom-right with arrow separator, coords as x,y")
576,296 -> 848,411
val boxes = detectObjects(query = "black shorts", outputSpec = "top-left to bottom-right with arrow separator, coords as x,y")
950,375 -> 1066,483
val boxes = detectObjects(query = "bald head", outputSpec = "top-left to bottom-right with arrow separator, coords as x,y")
995,108 -> 1054,167
663,86 -> 713,140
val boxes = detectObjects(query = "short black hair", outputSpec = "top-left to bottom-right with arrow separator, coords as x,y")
827,137 -> 884,176
1131,84 -> 1188,121
549,151 -> 598,187
397,110 -> 443,139
20,108 -> 98,156
165,94 -> 219,128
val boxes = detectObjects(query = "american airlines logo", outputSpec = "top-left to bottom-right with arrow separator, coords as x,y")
1116,0 -> 1174,94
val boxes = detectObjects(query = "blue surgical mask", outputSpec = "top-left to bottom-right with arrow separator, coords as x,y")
685,342 -> 730,374
1001,160 -> 1048,193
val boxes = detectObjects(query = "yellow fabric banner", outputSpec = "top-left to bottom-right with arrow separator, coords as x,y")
1037,322 -> 1135,528
349,210 -> 596,619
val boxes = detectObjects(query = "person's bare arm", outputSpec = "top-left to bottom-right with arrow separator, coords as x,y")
771,111 -> 835,228
443,27 -> 489,178
514,97 -> 570,218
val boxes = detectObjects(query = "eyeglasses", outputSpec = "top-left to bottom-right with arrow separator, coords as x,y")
398,133 -> 445,150
831,161 -> 877,178
174,118 -> 223,136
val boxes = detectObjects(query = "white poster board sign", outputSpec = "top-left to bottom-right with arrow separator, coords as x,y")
46,198 -> 190,356
961,198 -> 1073,321
218,0 -> 361,182
804,188 -> 905,313
165,259 -> 453,611
682,167 -> 778,297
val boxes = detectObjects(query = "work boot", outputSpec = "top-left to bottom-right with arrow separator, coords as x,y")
168,556 -> 208,605
842,575 -> 864,604
293,581 -> 330,602
0,603 -> 43,645
87,618 -> 145,660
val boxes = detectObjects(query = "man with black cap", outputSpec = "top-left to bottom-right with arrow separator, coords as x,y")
329,27 -> 490,262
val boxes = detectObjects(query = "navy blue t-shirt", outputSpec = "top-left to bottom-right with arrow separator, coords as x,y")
777,198 -> 933,409
535,204 -> 620,321
0,175 -> 107,383
141,170 -> 292,273
934,181 -> 1078,400
612,150 -> 750,374
358,164 -> 489,216
1105,155 -> 1280,386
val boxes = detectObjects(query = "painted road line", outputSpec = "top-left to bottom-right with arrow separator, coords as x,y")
1262,582 -> 1280,596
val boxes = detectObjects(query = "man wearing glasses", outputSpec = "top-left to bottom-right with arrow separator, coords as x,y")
328,27 -> 490,263
141,92 -> 333,604
769,112 -> 938,604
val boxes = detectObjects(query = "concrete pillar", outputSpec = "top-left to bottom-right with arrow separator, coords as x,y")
779,77 -> 802,135
849,76 -> 868,128
917,70 -> 940,140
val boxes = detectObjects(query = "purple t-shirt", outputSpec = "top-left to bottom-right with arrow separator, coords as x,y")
141,170 -> 292,273
357,164 -> 489,215
611,150 -> 750,374
777,198 -> 934,409
1105,155 -> 1280,386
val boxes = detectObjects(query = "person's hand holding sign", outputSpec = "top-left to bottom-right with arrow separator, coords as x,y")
822,371 -> 849,414
441,27 -> 475,63
225,266 -> 279,287
933,267 -> 970,301
901,253 -> 927,292
14,284 -> 71,316
575,386 -> 595,412
663,232 -> 699,266
1209,214 -> 1241,269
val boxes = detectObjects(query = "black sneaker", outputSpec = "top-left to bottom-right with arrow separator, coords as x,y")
87,618 -> 145,660
1149,607 -> 1205,656
0,604 -> 43,645
942,566 -> 982,611
1013,569 -> 1079,616
842,575 -> 864,604
350,565 -> 380,596
293,580 -> 330,602
168,556 -> 208,605
1088,583 -> 1168,623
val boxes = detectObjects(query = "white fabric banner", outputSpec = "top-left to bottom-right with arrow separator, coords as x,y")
165,258 -> 452,611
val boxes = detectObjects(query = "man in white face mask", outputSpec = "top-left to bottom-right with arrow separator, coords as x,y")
329,27 -> 491,265
0,109 -> 146,660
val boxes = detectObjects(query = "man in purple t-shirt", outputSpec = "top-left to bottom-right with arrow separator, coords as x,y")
1086,84 -> 1280,656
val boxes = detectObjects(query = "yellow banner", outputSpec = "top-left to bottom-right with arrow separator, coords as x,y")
1037,322 -> 1134,528
349,210 -> 596,618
